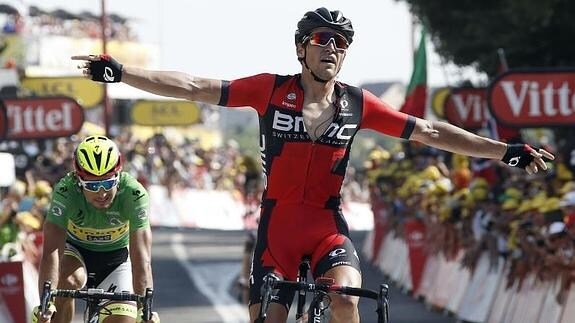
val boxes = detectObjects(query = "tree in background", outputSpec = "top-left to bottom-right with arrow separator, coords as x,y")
397,0 -> 575,164
397,0 -> 575,77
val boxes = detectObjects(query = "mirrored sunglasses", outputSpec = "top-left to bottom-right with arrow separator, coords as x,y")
78,175 -> 119,192
306,31 -> 349,51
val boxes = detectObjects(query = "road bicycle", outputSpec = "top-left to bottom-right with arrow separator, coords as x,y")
39,274 -> 154,323
256,257 -> 390,323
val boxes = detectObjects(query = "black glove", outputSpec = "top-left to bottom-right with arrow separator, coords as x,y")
90,54 -> 123,83
501,143 -> 536,169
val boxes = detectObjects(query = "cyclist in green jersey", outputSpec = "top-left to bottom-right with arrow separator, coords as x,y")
33,135 -> 158,323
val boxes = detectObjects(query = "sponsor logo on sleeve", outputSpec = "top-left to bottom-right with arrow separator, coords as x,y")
137,209 -> 147,220
51,206 -> 63,217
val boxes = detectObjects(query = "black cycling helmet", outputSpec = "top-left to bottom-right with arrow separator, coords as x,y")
295,7 -> 354,45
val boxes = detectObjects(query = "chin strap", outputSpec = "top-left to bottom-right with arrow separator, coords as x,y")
299,56 -> 329,83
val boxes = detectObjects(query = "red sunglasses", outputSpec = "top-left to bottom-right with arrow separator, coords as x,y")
304,31 -> 349,51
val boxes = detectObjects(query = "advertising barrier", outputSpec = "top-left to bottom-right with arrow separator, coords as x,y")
148,185 -> 374,230
0,261 -> 25,323
363,230 -> 575,323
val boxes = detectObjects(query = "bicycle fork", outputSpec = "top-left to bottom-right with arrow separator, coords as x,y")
307,295 -> 327,323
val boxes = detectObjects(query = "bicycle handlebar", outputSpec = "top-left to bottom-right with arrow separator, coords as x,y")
272,280 -> 380,299
40,281 -> 154,321
258,274 -> 390,323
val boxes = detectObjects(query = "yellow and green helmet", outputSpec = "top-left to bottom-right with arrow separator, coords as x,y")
74,135 -> 122,177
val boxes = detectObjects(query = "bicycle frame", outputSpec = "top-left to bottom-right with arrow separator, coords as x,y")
257,271 -> 390,323
295,257 -> 310,321
40,280 -> 154,322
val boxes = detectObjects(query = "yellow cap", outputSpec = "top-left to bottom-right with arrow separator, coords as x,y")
472,187 -> 489,201
452,154 -> 470,169
368,148 -> 391,162
560,181 -> 575,195
516,200 -> 532,214
504,187 -> 523,200
34,180 -> 53,197
502,199 -> 520,211
470,177 -> 489,190
15,211 -> 41,230
422,165 -> 442,181
538,197 -> 561,213
557,163 -> 574,181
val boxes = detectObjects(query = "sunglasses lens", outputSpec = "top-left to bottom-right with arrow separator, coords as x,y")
82,177 -> 118,192
83,182 -> 100,192
309,32 -> 348,50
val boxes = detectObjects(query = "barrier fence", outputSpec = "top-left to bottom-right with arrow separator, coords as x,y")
363,216 -> 575,323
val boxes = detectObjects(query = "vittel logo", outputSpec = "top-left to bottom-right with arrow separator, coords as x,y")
451,93 -> 489,122
488,72 -> 575,127
498,80 -> 575,117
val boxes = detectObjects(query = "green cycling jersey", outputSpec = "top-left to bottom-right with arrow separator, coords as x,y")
46,172 -> 149,252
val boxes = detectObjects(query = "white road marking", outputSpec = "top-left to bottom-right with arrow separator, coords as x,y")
171,233 -> 249,323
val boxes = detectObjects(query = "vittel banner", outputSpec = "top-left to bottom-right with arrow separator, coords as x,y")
0,97 -> 84,140
444,87 -> 490,130
488,69 -> 575,127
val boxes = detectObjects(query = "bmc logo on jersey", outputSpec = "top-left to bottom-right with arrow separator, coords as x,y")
272,110 -> 357,140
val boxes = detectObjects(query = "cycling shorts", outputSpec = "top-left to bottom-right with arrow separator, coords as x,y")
248,202 -> 361,309
65,243 -> 136,318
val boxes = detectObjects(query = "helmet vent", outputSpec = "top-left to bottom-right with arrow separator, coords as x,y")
79,149 -> 96,172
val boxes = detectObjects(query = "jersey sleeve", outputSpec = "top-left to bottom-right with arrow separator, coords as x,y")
122,176 -> 150,232
217,73 -> 276,115
360,89 -> 416,139
46,177 -> 75,229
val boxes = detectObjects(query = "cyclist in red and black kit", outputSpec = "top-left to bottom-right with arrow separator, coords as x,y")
73,7 -> 554,323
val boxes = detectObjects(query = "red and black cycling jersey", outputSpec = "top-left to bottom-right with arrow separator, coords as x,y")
218,73 -> 415,209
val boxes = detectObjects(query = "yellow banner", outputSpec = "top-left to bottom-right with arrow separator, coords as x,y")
431,87 -> 450,119
0,34 -> 25,67
21,77 -> 103,108
131,100 -> 201,126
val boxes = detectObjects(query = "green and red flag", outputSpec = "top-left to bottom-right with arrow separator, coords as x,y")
400,27 -> 427,118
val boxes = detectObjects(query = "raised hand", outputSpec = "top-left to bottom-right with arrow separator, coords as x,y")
71,54 -> 123,83
501,144 -> 555,175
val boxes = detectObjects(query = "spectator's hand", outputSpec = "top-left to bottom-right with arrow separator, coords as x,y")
71,54 -> 123,83
501,144 -> 554,174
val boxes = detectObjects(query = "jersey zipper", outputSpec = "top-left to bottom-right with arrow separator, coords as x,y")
303,143 -> 316,203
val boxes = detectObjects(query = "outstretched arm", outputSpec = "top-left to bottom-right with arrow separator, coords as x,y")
409,118 -> 554,174
71,55 -> 222,105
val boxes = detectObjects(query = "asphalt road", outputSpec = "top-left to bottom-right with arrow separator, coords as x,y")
150,227 -> 455,323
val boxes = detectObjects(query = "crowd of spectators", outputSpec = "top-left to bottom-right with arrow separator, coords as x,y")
365,142 -> 575,305
0,4 -> 136,40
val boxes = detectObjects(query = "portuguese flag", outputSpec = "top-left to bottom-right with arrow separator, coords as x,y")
400,27 -> 427,118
